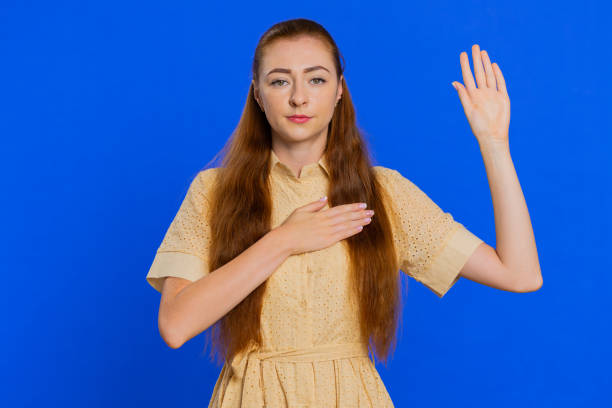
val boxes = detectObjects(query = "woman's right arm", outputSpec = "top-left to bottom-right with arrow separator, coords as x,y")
158,198 -> 373,349
159,228 -> 292,349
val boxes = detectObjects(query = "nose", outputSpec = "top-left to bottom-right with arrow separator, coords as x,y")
289,80 -> 307,107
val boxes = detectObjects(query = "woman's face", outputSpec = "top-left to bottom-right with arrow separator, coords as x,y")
253,35 -> 343,146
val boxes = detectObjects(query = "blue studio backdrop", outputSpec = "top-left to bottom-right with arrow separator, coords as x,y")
2,1 -> 610,407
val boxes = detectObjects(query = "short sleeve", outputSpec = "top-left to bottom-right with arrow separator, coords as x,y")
145,169 -> 216,293
376,167 -> 484,298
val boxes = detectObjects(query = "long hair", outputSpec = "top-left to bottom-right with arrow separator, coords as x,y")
204,18 -> 402,367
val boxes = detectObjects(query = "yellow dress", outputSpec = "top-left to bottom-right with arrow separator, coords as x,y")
146,149 -> 484,407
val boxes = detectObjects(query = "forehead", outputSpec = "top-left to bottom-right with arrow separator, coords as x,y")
261,36 -> 334,73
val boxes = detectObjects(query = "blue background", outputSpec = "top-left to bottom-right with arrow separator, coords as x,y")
3,1 -> 610,407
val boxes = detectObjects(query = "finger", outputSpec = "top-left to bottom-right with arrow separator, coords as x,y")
492,62 -> 508,96
334,220 -> 369,241
337,226 -> 363,242
480,50 -> 497,89
300,196 -> 329,211
335,215 -> 372,231
329,208 -> 374,226
460,51 -> 477,93
323,202 -> 368,218
471,44 -> 487,89
452,81 -> 473,114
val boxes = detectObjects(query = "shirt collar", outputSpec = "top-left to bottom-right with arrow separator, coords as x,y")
269,148 -> 330,178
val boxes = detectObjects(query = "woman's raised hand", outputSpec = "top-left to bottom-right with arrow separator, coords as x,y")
276,197 -> 374,256
451,43 -> 510,146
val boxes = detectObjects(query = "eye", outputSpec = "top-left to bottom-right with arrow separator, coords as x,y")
270,78 -> 327,86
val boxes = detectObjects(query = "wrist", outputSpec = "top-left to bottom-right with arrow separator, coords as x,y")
266,226 -> 295,258
478,137 -> 510,155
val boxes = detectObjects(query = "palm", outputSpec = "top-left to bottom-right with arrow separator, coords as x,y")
452,44 -> 510,144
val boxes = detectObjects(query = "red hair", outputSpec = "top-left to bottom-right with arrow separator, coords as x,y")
204,18 -> 401,367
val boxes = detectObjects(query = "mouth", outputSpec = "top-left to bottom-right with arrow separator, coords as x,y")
287,115 -> 312,123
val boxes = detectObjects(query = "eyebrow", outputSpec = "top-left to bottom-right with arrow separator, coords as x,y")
266,65 -> 330,77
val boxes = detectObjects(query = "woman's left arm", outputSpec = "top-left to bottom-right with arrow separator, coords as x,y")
451,44 -> 542,293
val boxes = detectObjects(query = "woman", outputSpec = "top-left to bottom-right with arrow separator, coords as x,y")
146,18 -> 542,408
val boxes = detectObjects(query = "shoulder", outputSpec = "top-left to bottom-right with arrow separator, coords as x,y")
196,166 -> 221,181
372,165 -> 432,212
372,165 -> 408,180
372,165 -> 401,205
191,167 -> 221,193
372,165 -> 415,191
372,165 -> 398,176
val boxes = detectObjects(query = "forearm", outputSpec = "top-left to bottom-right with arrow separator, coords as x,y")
167,228 -> 293,348
479,137 -> 542,289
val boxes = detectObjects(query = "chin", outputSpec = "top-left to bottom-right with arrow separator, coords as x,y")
278,129 -> 318,142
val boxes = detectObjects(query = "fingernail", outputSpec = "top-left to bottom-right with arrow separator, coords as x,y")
320,196 -> 327,201
451,82 -> 457,90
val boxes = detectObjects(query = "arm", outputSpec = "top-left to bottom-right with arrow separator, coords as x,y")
159,228 -> 291,349
452,44 -> 542,292
459,140 -> 542,292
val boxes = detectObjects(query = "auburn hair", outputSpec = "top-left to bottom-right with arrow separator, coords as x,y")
203,18 -> 402,367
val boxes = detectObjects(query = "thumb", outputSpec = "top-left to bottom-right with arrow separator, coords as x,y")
452,81 -> 472,112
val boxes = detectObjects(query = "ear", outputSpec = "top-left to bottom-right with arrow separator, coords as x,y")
336,75 -> 343,103
252,80 -> 263,109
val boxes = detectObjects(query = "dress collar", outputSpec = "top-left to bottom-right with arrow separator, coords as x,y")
269,148 -> 330,178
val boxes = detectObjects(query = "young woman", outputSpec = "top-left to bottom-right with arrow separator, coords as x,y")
146,18 -> 542,408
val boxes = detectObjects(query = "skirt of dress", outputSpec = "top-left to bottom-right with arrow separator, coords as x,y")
207,341 -> 395,408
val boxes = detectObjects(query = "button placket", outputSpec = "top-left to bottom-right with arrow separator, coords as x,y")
301,253 -> 313,347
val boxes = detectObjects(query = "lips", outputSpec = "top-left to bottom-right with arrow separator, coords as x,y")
288,115 -> 311,123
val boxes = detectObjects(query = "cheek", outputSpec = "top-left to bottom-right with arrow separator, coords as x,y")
320,92 -> 337,108
265,96 -> 285,113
